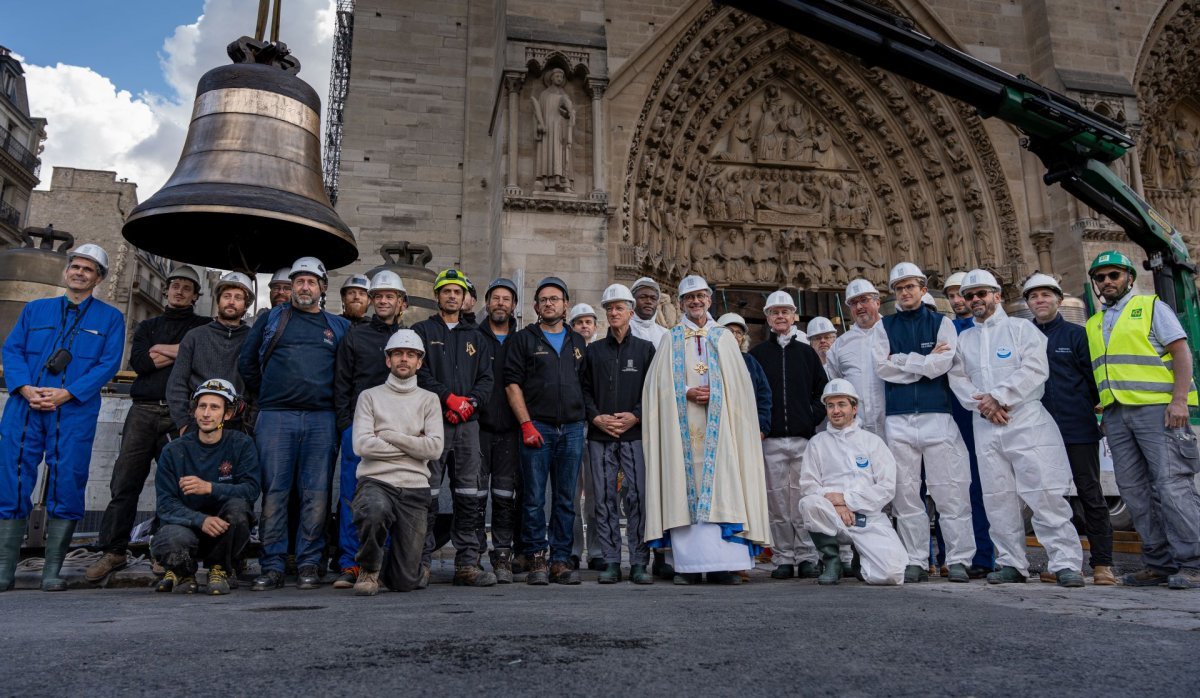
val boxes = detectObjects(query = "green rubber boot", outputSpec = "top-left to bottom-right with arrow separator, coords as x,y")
41,518 -> 77,592
810,532 -> 842,585
0,519 -> 26,591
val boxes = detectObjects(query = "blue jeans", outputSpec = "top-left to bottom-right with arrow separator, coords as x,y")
520,420 -> 585,562
256,410 -> 338,572
337,426 -> 362,570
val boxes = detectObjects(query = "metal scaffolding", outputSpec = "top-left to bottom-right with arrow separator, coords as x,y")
322,0 -> 356,207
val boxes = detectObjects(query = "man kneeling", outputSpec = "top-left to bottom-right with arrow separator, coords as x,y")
351,329 -> 444,595
152,380 -> 260,594
799,379 -> 907,586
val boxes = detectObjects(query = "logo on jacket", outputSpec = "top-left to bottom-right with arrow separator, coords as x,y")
466,342 -> 476,356
1130,307 -> 1143,319
622,359 -> 638,372
854,455 -> 869,468
996,347 -> 1012,359
218,461 -> 233,481
323,328 -> 335,345
574,347 -> 583,360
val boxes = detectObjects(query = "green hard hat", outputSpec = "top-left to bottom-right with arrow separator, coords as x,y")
1089,250 -> 1137,280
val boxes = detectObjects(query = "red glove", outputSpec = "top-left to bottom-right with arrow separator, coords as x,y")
444,409 -> 461,424
446,394 -> 474,421
520,421 -> 544,449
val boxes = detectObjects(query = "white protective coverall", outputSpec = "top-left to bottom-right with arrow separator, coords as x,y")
948,306 -> 1083,576
826,322 -> 888,438
799,419 -> 907,585
873,314 -> 977,568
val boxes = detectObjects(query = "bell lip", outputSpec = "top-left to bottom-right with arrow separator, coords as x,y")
196,62 -> 320,112
123,204 -> 359,271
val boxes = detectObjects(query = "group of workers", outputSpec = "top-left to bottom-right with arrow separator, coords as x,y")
0,240 -> 1198,596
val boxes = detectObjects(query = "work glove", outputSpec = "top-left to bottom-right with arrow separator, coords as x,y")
444,409 -> 461,424
520,420 -> 544,449
446,394 -> 475,421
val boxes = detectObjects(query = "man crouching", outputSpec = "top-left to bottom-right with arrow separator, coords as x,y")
799,379 -> 907,586
153,380 -> 260,594
351,329 -> 444,595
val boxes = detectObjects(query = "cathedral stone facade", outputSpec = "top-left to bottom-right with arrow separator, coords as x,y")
330,0 -> 1200,333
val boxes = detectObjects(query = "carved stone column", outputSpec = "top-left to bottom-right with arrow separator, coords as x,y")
503,72 -> 524,196
587,78 -> 608,203
1030,229 -> 1055,274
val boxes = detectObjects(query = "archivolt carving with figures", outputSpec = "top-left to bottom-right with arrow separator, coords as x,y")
618,3 -> 1023,292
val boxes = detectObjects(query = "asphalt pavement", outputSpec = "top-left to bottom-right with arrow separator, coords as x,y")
3,549 -> 1198,697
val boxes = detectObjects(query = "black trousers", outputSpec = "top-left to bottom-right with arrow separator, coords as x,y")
353,478 -> 429,592
151,499 -> 253,576
1065,442 -> 1114,568
477,428 -> 521,553
98,403 -> 175,554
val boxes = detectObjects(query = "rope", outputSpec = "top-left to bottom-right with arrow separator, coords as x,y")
16,549 -> 149,571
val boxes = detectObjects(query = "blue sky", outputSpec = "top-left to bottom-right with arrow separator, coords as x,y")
2,0 -> 334,198
2,2 -> 205,97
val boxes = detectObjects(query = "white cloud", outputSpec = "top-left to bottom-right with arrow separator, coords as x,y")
23,0 -> 335,198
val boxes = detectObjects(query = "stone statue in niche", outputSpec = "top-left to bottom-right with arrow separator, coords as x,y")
1172,118 -> 1200,185
721,228 -> 751,281
531,68 -> 576,193
671,211 -> 692,269
705,179 -> 728,220
1155,130 -> 1180,188
751,231 -> 777,283
783,101 -> 810,161
691,227 -> 718,278
971,208 -> 996,264
725,171 -> 746,220
810,122 -> 835,167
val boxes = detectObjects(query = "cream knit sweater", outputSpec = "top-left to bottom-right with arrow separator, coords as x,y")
352,373 -> 444,489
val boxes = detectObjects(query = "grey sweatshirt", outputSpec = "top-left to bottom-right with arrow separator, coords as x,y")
353,373 -> 444,489
166,320 -> 250,429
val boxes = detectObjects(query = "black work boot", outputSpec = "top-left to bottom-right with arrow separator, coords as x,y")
252,569 -> 285,591
526,551 -> 549,586
297,565 -> 321,589
550,560 -> 581,585
652,549 -> 675,579
493,548 -> 513,584
770,563 -> 795,579
630,564 -> 654,585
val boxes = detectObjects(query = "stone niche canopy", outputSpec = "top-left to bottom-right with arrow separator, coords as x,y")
617,3 -> 1024,293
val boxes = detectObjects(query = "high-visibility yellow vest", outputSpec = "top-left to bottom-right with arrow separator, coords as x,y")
1085,295 -> 1198,408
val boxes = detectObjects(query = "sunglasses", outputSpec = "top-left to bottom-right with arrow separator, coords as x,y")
1091,270 -> 1124,283
962,289 -> 991,301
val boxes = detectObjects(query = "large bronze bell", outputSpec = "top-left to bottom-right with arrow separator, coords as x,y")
122,35 -> 357,272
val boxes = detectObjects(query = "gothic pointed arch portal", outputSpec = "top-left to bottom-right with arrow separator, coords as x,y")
619,3 -> 1023,297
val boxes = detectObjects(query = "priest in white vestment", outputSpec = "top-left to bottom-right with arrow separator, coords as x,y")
642,275 -> 771,584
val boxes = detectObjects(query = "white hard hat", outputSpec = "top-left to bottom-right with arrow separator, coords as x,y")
888,261 -> 927,289
385,328 -> 425,355
600,283 -> 635,307
167,265 -> 202,293
921,292 -> 937,309
69,243 -> 109,277
569,303 -> 597,323
822,378 -> 860,404
717,312 -> 747,330
1022,272 -> 1062,299
341,274 -> 371,293
844,278 -> 878,304
215,271 -> 254,299
289,256 -> 327,281
677,275 -> 712,297
807,316 -> 836,337
764,289 -> 797,311
269,267 -> 292,286
369,270 -> 407,295
192,378 -> 238,405
960,268 -> 1001,293
631,277 -> 661,295
943,271 -> 967,291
